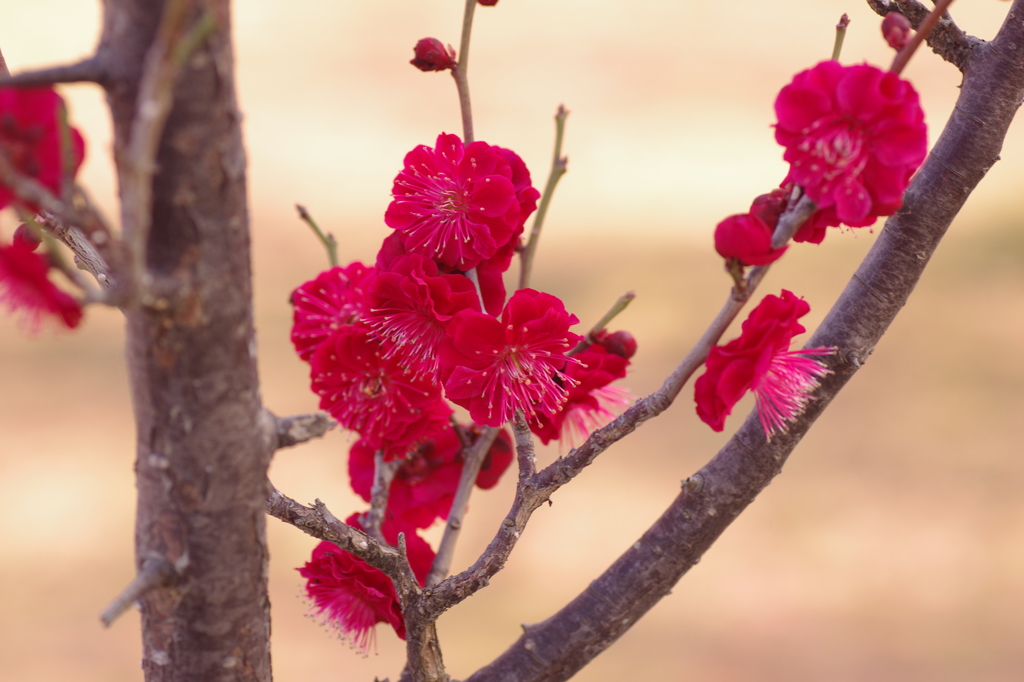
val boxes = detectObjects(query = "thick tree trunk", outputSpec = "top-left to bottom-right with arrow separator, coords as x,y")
100,1 -> 274,680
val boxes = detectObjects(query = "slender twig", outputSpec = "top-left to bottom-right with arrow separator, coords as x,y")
100,556 -> 176,627
451,0 -> 478,143
890,0 -> 957,75
0,57 -> 107,87
425,426 -> 500,586
39,212 -> 116,290
365,451 -> 399,544
568,291 -> 636,356
519,105 -> 569,290
295,204 -> 339,267
832,14 -> 850,61
18,211 -> 103,302
121,2 -> 216,305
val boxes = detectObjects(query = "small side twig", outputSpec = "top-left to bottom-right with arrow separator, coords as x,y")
425,426 -> 500,586
451,0 -> 478,143
0,57 -> 107,87
519,105 -> 569,290
364,451 -> 399,544
269,410 -> 336,450
295,204 -> 339,267
100,556 -> 176,627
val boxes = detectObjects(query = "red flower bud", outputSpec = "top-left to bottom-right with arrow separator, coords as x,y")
749,188 -> 789,232
12,224 -> 41,252
410,38 -> 456,72
882,12 -> 913,51
714,213 -> 787,267
593,329 -> 637,360
478,0 -> 499,5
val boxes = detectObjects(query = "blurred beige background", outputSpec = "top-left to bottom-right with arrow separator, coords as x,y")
2,1 -> 1024,680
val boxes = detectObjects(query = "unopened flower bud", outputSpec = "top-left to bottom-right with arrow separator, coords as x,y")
478,0 -> 499,5
882,12 -> 913,51
410,38 -> 456,72
749,188 -> 789,232
714,213 -> 787,267
593,329 -> 637,360
12,223 -> 42,251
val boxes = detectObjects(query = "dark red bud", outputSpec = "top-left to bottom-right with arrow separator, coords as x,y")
411,38 -> 457,72
749,188 -> 789,231
882,12 -> 913,51
594,329 -> 637,360
478,0 -> 499,5
12,223 -> 42,251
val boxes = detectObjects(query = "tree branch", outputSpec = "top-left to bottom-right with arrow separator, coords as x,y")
265,487 -> 420,597
464,3 -> 1024,680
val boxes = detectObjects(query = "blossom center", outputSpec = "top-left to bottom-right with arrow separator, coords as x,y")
802,119 -> 867,180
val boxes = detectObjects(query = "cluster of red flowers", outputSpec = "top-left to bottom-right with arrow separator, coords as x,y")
700,45 -> 928,437
290,131 -> 635,650
0,86 -> 85,331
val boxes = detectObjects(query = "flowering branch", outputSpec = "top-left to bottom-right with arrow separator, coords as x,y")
451,0 -> 478,143
463,3 -> 1024,679
866,0 -> 978,70
518,105 -> 569,289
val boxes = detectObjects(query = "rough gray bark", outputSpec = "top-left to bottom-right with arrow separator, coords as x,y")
100,1 -> 274,680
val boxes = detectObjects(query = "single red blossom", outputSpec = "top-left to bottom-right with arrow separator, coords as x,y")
440,288 -> 581,427
290,262 -> 375,362
364,253 -> 480,379
385,133 -> 537,271
298,516 -> 435,651
310,324 -> 452,457
714,212 -> 788,267
775,61 -> 927,236
0,240 -> 82,330
694,290 -> 833,438
349,425 -> 513,528
530,343 -> 633,446
0,86 -> 85,211
882,13 -> 913,51
411,38 -> 457,72
299,540 -> 404,651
